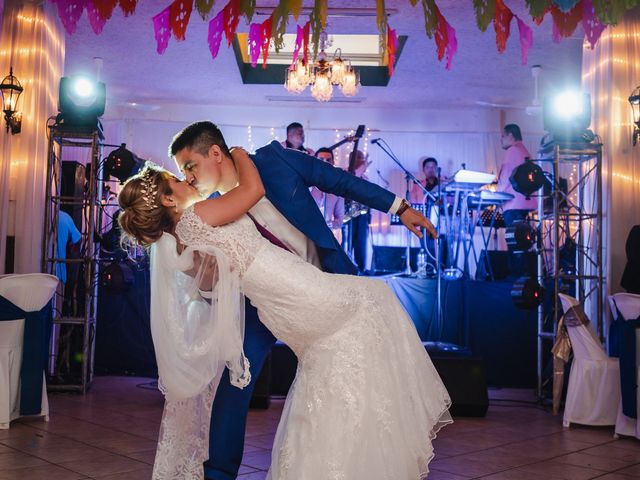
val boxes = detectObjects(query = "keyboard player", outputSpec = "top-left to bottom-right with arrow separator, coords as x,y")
497,124 -> 537,227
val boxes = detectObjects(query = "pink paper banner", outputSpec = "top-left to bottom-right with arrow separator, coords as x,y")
152,6 -> 171,54
248,22 -> 262,67
302,22 -> 310,65
516,16 -> 533,65
581,0 -> 606,49
290,24 -> 304,68
86,1 -> 107,34
260,16 -> 273,68
208,10 -> 225,60
445,21 -> 457,71
55,0 -> 85,35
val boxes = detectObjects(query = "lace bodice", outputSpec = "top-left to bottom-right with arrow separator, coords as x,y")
175,206 -> 266,277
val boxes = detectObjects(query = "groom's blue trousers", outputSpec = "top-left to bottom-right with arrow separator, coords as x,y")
203,301 -> 277,480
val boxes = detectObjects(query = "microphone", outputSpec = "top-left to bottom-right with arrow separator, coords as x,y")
370,138 -> 382,145
461,163 -> 466,170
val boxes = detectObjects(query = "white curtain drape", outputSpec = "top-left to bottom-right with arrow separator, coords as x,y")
582,11 -> 640,296
0,0 -> 65,274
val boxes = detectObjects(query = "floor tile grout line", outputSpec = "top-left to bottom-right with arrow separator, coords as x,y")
3,423 -> 159,470
589,461 -> 640,479
434,435 -> 633,479
434,426 -> 621,461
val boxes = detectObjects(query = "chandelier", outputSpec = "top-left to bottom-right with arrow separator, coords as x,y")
285,30 -> 360,102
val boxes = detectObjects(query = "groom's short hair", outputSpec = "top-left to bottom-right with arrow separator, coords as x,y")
169,121 -> 232,158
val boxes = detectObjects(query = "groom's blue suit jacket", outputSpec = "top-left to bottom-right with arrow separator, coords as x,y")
250,141 -> 395,275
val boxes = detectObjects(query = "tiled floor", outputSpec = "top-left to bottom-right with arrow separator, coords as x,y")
1,377 -> 639,479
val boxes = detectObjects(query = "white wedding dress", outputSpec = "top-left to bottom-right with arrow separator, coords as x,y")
153,206 -> 452,480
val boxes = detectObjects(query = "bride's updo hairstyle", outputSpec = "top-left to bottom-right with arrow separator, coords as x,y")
118,164 -> 175,247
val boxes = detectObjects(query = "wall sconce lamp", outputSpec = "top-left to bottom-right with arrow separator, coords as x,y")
628,86 -> 640,146
0,66 -> 23,135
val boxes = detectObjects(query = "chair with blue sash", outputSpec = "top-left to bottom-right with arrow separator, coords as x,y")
0,274 -> 58,429
608,292 -> 640,439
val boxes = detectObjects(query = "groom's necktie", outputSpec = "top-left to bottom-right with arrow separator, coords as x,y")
246,213 -> 292,253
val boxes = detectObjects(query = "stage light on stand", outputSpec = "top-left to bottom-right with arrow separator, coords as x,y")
99,260 -> 134,292
505,221 -> 537,252
542,91 -> 593,142
509,160 -> 545,198
57,75 -> 106,133
105,144 -> 143,183
511,276 -> 544,310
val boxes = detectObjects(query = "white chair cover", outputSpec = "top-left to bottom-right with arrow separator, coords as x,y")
559,293 -> 620,427
608,292 -> 640,439
0,274 -> 57,429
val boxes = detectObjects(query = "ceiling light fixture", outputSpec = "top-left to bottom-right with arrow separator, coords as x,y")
285,30 -> 360,102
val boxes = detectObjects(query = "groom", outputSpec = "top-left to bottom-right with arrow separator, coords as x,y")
170,121 -> 434,480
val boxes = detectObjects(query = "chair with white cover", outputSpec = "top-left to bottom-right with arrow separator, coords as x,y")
558,293 -> 620,427
0,273 -> 58,429
608,292 -> 640,439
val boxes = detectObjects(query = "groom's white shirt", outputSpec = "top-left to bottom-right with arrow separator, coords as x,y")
249,196 -> 322,268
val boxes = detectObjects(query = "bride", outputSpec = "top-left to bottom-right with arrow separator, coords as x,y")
118,148 -> 451,480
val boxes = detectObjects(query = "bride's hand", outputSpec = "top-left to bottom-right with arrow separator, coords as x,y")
194,145 -> 265,227
230,147 -> 254,171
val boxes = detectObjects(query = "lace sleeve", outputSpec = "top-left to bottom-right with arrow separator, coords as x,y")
174,205 -> 206,247
175,205 -> 265,276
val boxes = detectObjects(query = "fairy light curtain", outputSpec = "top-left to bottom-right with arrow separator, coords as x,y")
582,10 -> 640,296
0,1 -> 65,274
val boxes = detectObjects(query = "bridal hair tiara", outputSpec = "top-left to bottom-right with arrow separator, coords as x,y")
140,165 -> 159,210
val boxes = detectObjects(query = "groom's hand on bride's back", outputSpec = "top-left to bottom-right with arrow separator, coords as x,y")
400,208 -> 437,239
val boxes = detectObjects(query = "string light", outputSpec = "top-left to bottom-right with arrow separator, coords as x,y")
246,125 -> 254,152
613,171 -> 640,186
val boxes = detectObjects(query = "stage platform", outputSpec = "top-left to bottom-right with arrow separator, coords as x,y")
381,275 -> 538,388
95,271 -> 537,390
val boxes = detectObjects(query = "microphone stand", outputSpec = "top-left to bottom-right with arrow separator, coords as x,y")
435,167 -> 443,339
371,139 -> 437,277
